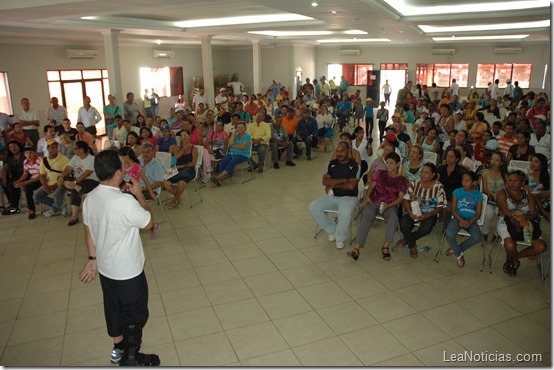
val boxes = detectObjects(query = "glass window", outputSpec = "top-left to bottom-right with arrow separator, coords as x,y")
355,64 -> 373,85
46,71 -> 60,81
139,67 -> 183,97
0,72 -> 13,115
48,82 -> 63,103
60,70 -> 82,80
83,70 -> 102,79
475,63 -> 532,89
380,63 -> 408,70
416,63 -> 468,88
102,70 -> 109,78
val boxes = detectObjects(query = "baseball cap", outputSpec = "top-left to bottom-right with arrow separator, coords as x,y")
384,133 -> 399,147
485,139 -> 500,151
24,145 -> 35,151
455,110 -> 463,116
421,108 -> 429,114
242,92 -> 248,96
534,114 -> 547,121
161,125 -> 170,131
46,139 -> 58,147
506,110 -> 517,117
219,88 -> 226,92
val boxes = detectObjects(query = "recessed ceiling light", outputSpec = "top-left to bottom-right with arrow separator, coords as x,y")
382,0 -> 549,16
318,38 -> 391,43
81,16 -> 96,20
248,30 -> 332,36
311,2 -> 319,6
175,13 -> 313,28
433,34 -> 530,41
343,30 -> 368,35
419,19 -> 549,33
331,10 -> 337,14
156,39 -> 162,44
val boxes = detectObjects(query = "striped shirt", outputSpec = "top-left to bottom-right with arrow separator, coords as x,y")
24,157 -> 42,179
497,134 -> 517,156
403,180 -> 447,214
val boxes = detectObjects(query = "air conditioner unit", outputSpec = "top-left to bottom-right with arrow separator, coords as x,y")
65,49 -> 99,59
431,48 -> 455,55
153,49 -> 175,58
494,47 -> 522,54
339,49 -> 361,56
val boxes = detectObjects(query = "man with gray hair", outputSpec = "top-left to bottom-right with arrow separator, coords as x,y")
269,114 -> 295,169
139,142 -> 164,199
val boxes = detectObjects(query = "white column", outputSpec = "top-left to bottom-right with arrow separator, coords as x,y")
200,36 -> 214,109
101,29 -> 123,113
252,39 -> 261,94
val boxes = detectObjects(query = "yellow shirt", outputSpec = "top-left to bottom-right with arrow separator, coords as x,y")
247,121 -> 271,144
39,153 -> 70,185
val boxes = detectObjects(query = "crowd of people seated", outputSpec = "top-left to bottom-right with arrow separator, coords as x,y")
0,76 -> 550,276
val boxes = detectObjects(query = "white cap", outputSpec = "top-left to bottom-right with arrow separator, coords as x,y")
534,114 -> 547,121
421,108 -> 429,114
219,88 -> 226,92
455,110 -> 463,115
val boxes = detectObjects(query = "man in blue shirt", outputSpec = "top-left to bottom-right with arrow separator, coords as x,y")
293,109 -> 318,160
139,143 -> 164,199
336,94 -> 353,131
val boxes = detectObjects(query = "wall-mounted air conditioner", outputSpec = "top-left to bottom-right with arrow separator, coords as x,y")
65,49 -> 99,59
431,48 -> 455,55
339,49 -> 361,56
494,47 -> 522,54
153,49 -> 175,58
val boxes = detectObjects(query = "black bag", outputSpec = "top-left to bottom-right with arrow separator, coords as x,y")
213,148 -> 224,160
503,216 -> 541,242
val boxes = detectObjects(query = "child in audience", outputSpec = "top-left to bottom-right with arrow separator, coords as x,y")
444,171 -> 484,268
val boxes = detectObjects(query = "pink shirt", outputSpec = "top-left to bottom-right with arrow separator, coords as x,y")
370,170 -> 410,204
124,162 -> 142,182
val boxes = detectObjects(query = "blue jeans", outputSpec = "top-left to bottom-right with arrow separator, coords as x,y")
251,144 -> 268,167
445,218 -> 482,257
219,154 -> 248,175
309,195 -> 358,243
33,186 -> 65,212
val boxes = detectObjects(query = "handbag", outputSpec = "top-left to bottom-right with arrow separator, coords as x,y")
163,166 -> 179,180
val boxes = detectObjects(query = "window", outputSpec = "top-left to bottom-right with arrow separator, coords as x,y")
46,69 -> 109,129
326,64 -> 374,86
416,63 -> 469,88
380,63 -> 408,70
0,72 -> 13,115
139,67 -> 183,98
475,63 -> 532,88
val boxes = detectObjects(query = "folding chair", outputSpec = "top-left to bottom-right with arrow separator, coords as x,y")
313,209 -> 356,245
250,144 -> 271,172
233,143 -> 255,184
434,194 -> 488,271
489,234 -> 550,281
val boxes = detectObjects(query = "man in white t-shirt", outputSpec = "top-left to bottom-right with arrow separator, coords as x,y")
490,79 -> 500,100
192,88 -> 208,111
381,80 -> 392,106
36,125 -> 60,157
529,120 -> 550,161
46,97 -> 67,128
79,149 -> 160,366
215,87 -> 228,109
18,98 -> 40,147
450,79 -> 459,97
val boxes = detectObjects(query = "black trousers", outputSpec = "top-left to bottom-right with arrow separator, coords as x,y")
85,125 -> 97,136
100,271 -> 149,338
69,179 -> 99,206
23,181 -> 42,210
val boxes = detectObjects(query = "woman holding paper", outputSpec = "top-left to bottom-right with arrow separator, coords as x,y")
397,163 -> 447,258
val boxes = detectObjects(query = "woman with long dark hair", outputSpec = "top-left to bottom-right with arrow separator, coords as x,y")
1,140 -> 25,215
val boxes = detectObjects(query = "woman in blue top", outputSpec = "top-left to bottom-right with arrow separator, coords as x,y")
444,170 -> 483,268
213,122 -> 251,186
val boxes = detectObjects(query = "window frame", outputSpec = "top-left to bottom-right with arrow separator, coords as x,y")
415,63 -> 469,88
475,63 -> 532,89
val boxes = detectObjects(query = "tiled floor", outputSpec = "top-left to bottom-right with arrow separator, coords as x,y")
0,140 -> 550,366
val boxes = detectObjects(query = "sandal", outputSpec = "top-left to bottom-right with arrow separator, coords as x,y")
346,247 -> 360,261
503,257 -> 511,274
409,247 -> 418,258
382,247 -> 391,261
446,248 -> 454,257
508,261 -> 520,277
395,239 -> 406,250
457,255 -> 465,268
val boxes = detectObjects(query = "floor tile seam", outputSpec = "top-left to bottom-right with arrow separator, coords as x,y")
450,325 -> 529,353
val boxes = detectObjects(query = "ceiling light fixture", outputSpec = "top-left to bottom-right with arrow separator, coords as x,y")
419,19 -> 549,33
433,34 -> 530,41
156,39 -> 162,44
318,38 -> 391,43
248,30 -> 332,36
382,0 -> 549,16
175,13 -> 313,28
311,1 -> 319,6
80,16 -> 96,20
343,30 -> 368,35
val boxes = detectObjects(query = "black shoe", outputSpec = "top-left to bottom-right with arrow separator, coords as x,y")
307,156 -> 312,161
28,209 -> 36,220
285,161 -> 296,167
119,352 -> 160,366
1,208 -> 20,215
274,163 -> 280,169
67,218 -> 79,226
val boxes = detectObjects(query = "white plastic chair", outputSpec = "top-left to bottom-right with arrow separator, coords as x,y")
508,160 -> 531,174
233,143 -> 255,184
423,151 -> 437,165
435,194 -> 488,271
489,238 -> 549,281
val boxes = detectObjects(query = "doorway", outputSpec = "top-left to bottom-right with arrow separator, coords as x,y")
379,70 -> 407,107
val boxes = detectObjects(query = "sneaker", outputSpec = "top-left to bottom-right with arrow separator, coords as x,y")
336,241 -> 345,249
110,347 -> 124,365
1,207 -> 20,215
150,223 -> 160,239
285,161 -> 296,167
43,209 -> 61,218
28,209 -> 36,220
273,163 -> 280,169
328,234 -> 336,242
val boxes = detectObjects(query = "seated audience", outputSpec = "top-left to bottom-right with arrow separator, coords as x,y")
526,153 -> 550,219
0,141 -> 25,215
292,109 -> 318,160
269,114 -> 295,169
163,130 -> 198,208
247,112 -> 271,173
506,130 -> 534,163
401,144 -> 424,183
12,145 -> 42,219
481,152 -> 507,242
213,122 -> 251,186
33,140 -> 69,217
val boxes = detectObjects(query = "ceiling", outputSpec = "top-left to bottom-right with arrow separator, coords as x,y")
0,0 -> 550,47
